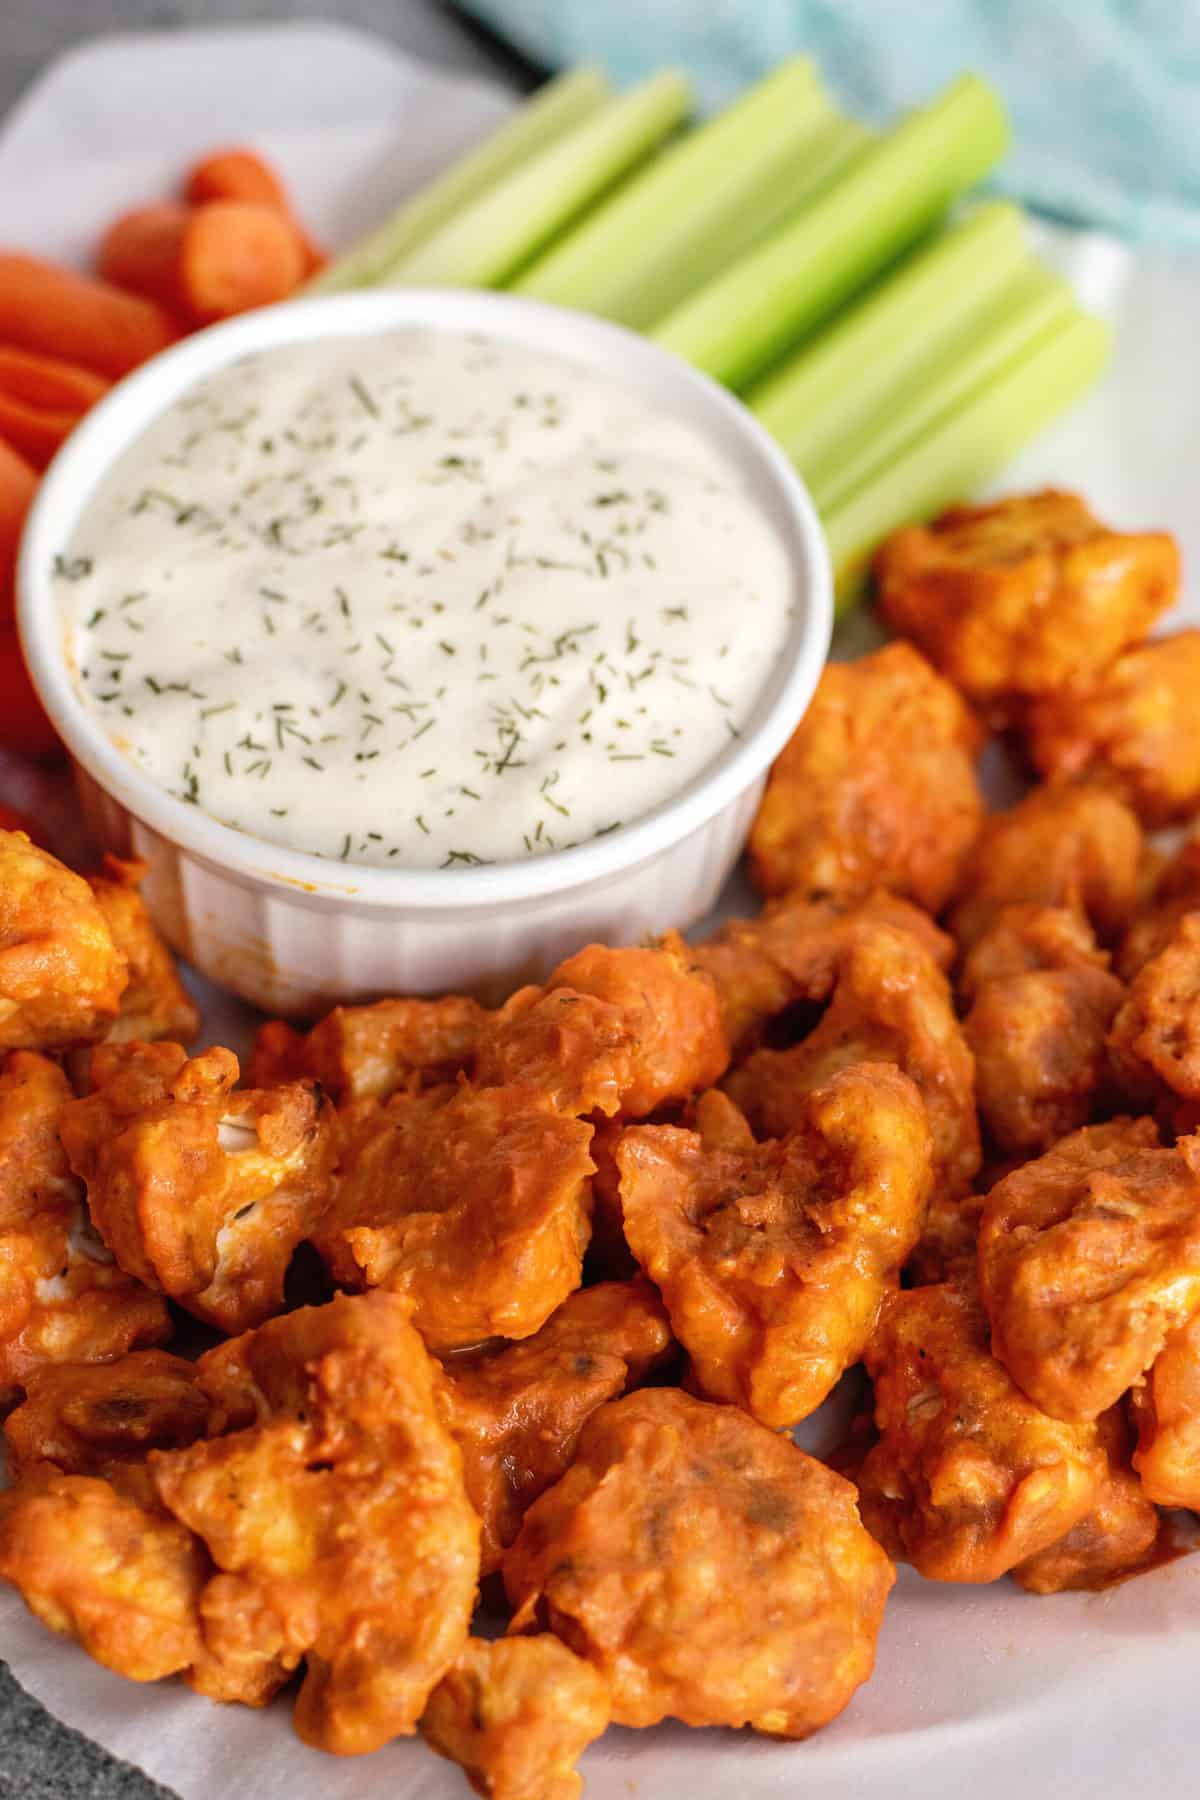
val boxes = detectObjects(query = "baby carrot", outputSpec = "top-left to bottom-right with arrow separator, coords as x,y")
184,146 -> 325,274
0,253 -> 178,378
0,346 -> 108,469
0,437 -> 37,616
0,396 -> 82,469
99,201 -> 307,325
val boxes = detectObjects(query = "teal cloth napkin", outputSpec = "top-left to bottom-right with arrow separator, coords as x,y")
460,0 -> 1200,248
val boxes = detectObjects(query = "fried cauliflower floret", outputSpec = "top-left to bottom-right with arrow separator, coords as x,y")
250,992 -> 487,1103
0,831 -> 127,1050
59,1041 -> 336,1335
748,641 -> 985,910
958,903 -> 1111,1004
1130,1312 -> 1200,1509
422,1635 -> 610,1800
316,1083 -> 595,1352
151,1292 -> 480,1755
504,1387 -> 893,1738
1117,834 -> 1200,981
856,1275 -> 1109,1582
86,856 -> 199,1045
1108,912 -> 1200,1125
693,888 -> 953,1057
435,1280 -> 673,1575
965,963 -> 1124,1156
616,1063 -> 931,1428
949,785 -> 1143,951
0,1050 -> 168,1404
875,490 -> 1178,715
726,920 -> 979,1199
906,1190 -> 987,1286
978,1119 -> 1200,1421
1024,629 -> 1200,827
475,985 -> 638,1119
3,1350 -> 206,1481
1011,1405 -> 1160,1594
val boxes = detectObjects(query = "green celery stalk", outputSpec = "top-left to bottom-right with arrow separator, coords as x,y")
308,66 -> 613,294
811,263 -> 1076,512
380,71 -> 692,290
749,201 -> 1029,473
510,58 -> 840,329
825,310 -> 1111,611
653,72 -> 1010,390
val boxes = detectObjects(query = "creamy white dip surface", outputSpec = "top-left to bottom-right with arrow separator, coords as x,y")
60,328 -> 794,868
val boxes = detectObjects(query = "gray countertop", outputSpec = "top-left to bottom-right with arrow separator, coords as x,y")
0,11 -> 523,1791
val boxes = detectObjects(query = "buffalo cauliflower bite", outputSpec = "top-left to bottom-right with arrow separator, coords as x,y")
421,1635 -> 610,1800
616,1063 -> 932,1428
59,1041 -> 336,1335
978,1119 -> 1200,1421
474,985 -> 638,1119
949,785 -> 1143,952
316,1082 -> 595,1351
0,831 -> 127,1050
434,1279 -> 673,1574
0,1050 -> 168,1404
250,992 -> 487,1103
874,489 -> 1178,716
4,1349 -> 206,1481
906,1190 -> 987,1286
151,1291 -> 480,1755
748,641 -> 985,909
693,888 -> 953,1057
726,920 -> 979,1199
1024,629 -> 1200,827
504,1387 -> 894,1738
1117,835 -> 1200,981
86,857 -> 199,1046
1108,911 -> 1200,1126
1130,1312 -> 1200,1509
958,903 -> 1111,1004
1011,1405 -> 1160,1594
856,1274 -> 1109,1582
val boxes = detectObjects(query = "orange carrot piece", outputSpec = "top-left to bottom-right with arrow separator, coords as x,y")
184,145 -> 325,274
0,347 -> 108,413
0,253 -> 178,379
99,201 -> 306,325
0,437 -> 37,617
0,396 -> 82,470
0,627 -> 58,757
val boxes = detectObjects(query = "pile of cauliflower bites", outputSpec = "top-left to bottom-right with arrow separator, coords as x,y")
1,487 -> 1199,1798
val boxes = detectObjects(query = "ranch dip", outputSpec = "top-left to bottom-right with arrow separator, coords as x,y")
59,328 -> 794,869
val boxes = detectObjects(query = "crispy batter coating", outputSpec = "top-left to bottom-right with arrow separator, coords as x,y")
542,936 -> 728,1118
1024,629 -> 1200,827
316,1083 -> 595,1352
978,1119 -> 1200,1421
694,889 -> 953,1056
906,1190 -> 987,1286
1130,1312 -> 1200,1509
475,985 -> 637,1119
749,642 -> 985,910
59,1041 -> 336,1335
4,1350 -> 206,1481
616,1063 -> 931,1427
86,857 -> 199,1045
965,964 -> 1124,1156
1117,835 -> 1200,981
435,1280 -> 673,1574
504,1387 -> 893,1737
250,993 -> 487,1103
857,1275 -> 1108,1581
949,785 -> 1143,951
0,1050 -> 168,1403
1109,911 -> 1200,1124
0,831 -> 127,1050
875,490 -> 1178,714
958,904 -> 1110,1004
422,1635 -> 610,1800
726,921 -> 979,1199
1012,1405 -> 1160,1594
152,1292 -> 480,1755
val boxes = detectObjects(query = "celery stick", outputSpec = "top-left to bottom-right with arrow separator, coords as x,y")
825,311 -> 1111,611
510,58 -> 838,329
308,67 -> 613,294
381,71 -> 692,290
749,202 -> 1029,472
812,264 -> 1076,512
654,73 -> 1010,390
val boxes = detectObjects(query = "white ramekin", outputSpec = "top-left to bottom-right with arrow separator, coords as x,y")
19,290 -> 831,1016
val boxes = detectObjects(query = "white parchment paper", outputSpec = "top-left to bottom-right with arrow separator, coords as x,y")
1,23 -> 1199,1799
